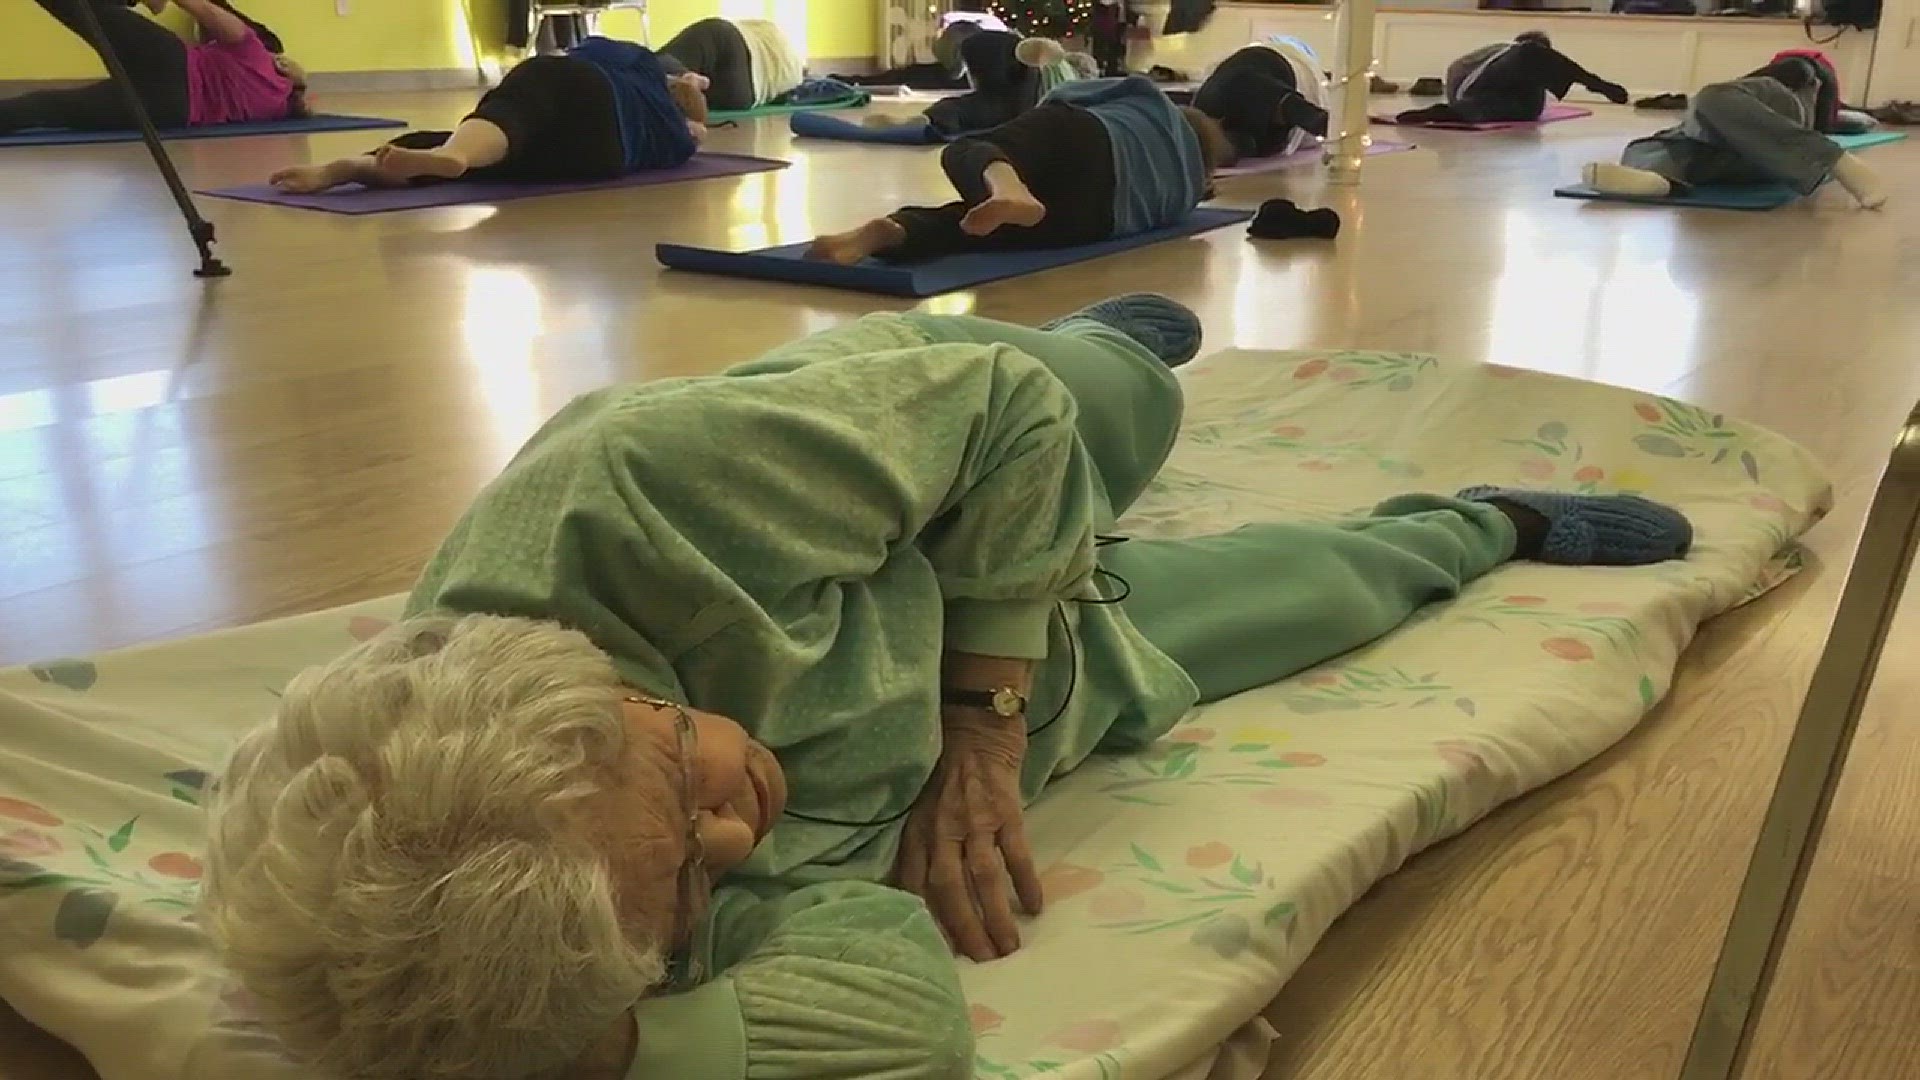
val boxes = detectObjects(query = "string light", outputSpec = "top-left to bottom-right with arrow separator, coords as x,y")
991,0 -> 1096,35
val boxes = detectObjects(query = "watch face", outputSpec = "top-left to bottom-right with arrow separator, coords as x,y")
992,687 -> 1026,716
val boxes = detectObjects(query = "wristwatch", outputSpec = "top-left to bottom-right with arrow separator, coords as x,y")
943,685 -> 1029,718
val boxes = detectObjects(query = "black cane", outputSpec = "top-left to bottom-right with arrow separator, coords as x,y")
70,0 -> 232,278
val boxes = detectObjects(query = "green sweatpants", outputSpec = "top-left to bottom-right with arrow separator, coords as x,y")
904,312 -> 1519,704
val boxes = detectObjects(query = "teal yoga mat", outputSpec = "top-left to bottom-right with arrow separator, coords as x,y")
1553,130 -> 1906,210
709,94 -> 869,122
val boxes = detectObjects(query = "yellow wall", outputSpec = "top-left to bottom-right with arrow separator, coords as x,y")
1,0 -> 875,81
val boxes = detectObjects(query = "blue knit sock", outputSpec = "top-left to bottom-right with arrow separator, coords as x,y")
1041,293 -> 1203,367
1458,486 -> 1694,566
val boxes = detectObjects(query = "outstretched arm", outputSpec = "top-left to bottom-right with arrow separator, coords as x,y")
172,0 -> 251,46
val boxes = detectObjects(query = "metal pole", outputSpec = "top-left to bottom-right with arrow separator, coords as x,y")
71,0 -> 231,278
1327,0 -> 1376,185
1679,404 -> 1920,1080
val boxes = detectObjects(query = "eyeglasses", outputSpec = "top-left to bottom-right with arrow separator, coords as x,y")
623,693 -> 706,985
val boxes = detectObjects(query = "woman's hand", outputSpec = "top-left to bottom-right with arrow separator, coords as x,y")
894,712 -> 1044,961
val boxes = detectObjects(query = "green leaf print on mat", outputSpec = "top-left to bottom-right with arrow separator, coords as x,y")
1454,594 -> 1644,651
0,785 -> 204,948
1095,731 -> 1327,806
1631,399 -> 1763,480
1281,665 -> 1452,713
28,659 -> 97,691
1092,843 -> 1298,941
1289,352 -> 1437,390
977,1050 -> 1123,1080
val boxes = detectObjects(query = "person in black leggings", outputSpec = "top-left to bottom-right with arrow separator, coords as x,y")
1396,31 -> 1626,125
657,17 -> 758,113
0,0 -> 305,134
807,79 -> 1231,265
1192,42 -> 1328,159
269,45 -> 708,194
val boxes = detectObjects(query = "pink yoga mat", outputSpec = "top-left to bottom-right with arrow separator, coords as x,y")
1371,103 -> 1592,131
196,152 -> 789,214
1214,138 -> 1415,178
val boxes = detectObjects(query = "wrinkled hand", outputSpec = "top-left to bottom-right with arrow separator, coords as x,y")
894,714 -> 1044,961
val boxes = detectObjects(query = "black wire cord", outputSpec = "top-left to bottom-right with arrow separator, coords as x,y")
781,535 -> 1133,830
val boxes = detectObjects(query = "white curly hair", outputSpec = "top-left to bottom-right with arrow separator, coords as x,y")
200,614 -> 668,1079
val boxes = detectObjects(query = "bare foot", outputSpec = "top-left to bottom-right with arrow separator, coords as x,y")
270,160 -> 368,194
805,217 -> 906,265
863,113 -> 910,129
370,143 -> 469,185
960,193 -> 1045,236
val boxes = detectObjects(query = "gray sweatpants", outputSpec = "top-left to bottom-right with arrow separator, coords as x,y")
1621,76 -> 1840,195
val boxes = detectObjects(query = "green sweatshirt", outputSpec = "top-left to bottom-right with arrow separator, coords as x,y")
407,314 -> 1199,1078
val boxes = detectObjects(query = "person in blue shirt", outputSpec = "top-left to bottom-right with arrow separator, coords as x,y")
808,75 -> 1232,265
267,39 -> 706,194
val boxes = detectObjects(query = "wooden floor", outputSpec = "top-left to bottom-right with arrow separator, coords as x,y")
2,92 -> 1918,1079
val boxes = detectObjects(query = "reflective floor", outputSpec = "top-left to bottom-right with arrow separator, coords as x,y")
1,93 -> 1918,1078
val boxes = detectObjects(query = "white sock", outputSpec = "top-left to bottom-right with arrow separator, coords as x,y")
1583,162 -> 1672,197
1831,152 -> 1888,209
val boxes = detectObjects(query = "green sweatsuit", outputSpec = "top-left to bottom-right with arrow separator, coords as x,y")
406,312 -> 1517,1080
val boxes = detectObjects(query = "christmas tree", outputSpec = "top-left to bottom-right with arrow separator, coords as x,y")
991,0 -> 1096,36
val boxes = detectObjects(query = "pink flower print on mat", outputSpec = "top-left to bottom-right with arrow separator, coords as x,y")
1186,842 -> 1233,869
1502,422 -> 1613,492
1271,424 -> 1306,439
1165,726 -> 1215,744
1300,352 -> 1435,390
968,1004 -> 1005,1036
1504,595 -> 1548,606
0,797 -> 62,827
1751,493 -> 1788,513
348,616 -> 392,642
1049,1018 -> 1124,1053
147,852 -> 203,880
1630,398 -> 1762,480
0,829 -> 62,859
1039,863 -> 1105,903
1541,637 -> 1596,661
1088,887 -> 1148,920
1435,740 -> 1489,782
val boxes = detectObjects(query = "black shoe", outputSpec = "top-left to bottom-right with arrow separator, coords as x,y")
1369,75 -> 1401,94
1409,77 -> 1444,97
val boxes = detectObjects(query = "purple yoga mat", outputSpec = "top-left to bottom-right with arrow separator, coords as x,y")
196,152 -> 789,214
1371,103 -> 1592,131
1214,138 -> 1415,177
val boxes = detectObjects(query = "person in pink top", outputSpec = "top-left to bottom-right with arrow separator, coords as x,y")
0,0 -> 309,134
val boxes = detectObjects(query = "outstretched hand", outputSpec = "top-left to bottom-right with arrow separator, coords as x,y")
894,713 -> 1044,961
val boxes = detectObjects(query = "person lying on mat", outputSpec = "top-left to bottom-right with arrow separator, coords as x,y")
657,16 -> 803,113
200,294 -> 1695,1080
1394,30 -> 1627,125
862,32 -> 1088,139
808,76 -> 1233,265
1192,36 -> 1329,159
267,41 -> 707,194
0,0 -> 309,135
1579,50 -> 1886,208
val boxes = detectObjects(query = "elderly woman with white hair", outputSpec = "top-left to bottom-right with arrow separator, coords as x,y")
200,295 -> 1694,1080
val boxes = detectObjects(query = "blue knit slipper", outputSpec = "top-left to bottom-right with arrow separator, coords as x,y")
1042,293 -> 1203,367
1458,485 -> 1694,566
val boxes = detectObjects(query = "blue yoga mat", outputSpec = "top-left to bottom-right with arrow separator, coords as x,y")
1553,130 -> 1905,210
0,113 -> 406,148
656,207 -> 1254,297
790,110 -> 946,145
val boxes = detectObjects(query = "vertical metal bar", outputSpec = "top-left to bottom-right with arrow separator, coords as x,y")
1327,0 -> 1376,185
1679,404 -> 1920,1080
71,0 -> 230,277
